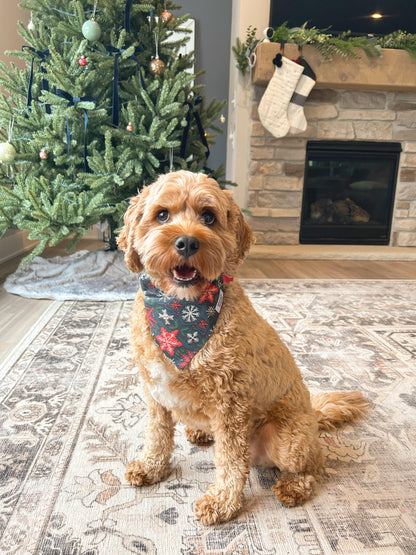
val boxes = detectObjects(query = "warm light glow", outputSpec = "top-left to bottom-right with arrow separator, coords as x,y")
371,12 -> 383,19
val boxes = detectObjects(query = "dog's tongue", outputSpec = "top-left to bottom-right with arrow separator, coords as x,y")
174,265 -> 197,281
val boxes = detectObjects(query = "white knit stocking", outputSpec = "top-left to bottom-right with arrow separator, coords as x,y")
287,58 -> 316,134
258,55 -> 304,138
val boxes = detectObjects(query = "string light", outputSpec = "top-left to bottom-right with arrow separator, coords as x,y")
371,12 -> 383,19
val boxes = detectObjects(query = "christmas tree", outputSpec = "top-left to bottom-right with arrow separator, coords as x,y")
0,0 -> 225,258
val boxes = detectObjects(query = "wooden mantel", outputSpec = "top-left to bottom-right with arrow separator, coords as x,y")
252,42 -> 416,91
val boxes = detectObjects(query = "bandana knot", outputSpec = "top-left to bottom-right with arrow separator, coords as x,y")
140,273 -> 224,369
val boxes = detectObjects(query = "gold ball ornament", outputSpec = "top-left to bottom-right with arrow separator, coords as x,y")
0,142 -> 16,163
149,57 -> 166,76
126,122 -> 133,132
39,149 -> 48,160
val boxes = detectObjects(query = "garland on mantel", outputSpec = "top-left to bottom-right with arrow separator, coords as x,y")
233,22 -> 416,74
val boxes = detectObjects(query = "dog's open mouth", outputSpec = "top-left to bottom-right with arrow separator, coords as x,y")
171,265 -> 200,286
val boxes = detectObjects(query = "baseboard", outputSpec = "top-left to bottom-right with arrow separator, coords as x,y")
249,244 -> 416,261
0,230 -> 36,265
0,228 -> 101,265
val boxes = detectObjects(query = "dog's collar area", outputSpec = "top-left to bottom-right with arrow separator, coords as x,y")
139,272 -> 225,370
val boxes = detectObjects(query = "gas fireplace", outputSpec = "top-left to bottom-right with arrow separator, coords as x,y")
299,141 -> 401,245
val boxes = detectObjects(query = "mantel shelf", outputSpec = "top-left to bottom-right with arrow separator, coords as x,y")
252,42 -> 416,91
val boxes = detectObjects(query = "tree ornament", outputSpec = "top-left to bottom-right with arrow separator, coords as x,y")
79,55 -> 87,66
149,29 -> 165,76
0,120 -> 16,163
28,12 -> 35,31
0,142 -> 16,163
162,10 -> 174,22
162,1 -> 174,22
39,149 -> 48,160
181,118 -> 188,127
149,57 -> 165,76
82,19 -> 102,41
220,114 -> 226,123
82,0 -> 101,40
126,122 -> 133,132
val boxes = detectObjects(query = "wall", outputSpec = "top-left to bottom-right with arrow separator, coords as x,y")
226,0 -> 269,206
0,4 -> 31,263
0,3 -> 28,68
175,0 -> 232,173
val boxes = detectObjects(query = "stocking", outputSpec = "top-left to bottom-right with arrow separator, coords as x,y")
287,57 -> 316,134
258,54 -> 304,138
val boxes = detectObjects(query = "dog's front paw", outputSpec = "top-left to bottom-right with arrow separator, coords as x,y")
195,488 -> 243,525
272,471 -> 316,507
125,458 -> 168,486
185,427 -> 214,446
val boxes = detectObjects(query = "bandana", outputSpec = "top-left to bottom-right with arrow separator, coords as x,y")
140,272 -> 224,369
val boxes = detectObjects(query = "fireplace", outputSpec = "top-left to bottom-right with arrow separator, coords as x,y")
246,41 -> 416,249
299,141 -> 401,245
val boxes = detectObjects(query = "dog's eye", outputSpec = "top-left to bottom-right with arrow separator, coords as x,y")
202,210 -> 216,226
157,210 -> 170,224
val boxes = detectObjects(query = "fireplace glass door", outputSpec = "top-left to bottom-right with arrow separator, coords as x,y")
300,141 -> 401,245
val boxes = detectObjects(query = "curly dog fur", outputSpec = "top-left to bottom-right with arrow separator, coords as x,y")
118,170 -> 370,525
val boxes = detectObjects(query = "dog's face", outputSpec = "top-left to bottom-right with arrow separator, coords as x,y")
117,171 -> 254,299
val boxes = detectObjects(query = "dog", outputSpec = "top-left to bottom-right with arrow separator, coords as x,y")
117,170 -> 370,525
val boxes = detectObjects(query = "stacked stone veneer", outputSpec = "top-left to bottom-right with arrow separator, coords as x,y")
247,87 -> 416,247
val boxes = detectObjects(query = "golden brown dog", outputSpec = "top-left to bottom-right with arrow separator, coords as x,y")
118,170 -> 370,525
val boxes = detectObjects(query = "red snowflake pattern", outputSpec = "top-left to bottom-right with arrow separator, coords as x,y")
145,307 -> 156,328
171,300 -> 182,311
179,350 -> 196,369
156,327 -> 183,356
199,283 -> 218,304
198,320 -> 208,329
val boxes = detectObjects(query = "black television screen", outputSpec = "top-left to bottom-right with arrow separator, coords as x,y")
270,1 -> 416,35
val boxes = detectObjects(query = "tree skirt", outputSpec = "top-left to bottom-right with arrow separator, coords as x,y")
4,249 -> 139,300
1,279 -> 416,554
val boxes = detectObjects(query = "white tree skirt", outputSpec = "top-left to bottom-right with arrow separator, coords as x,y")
4,249 -> 140,300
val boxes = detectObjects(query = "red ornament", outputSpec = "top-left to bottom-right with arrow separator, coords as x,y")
39,149 -> 48,160
126,122 -> 133,132
162,10 -> 174,22
78,56 -> 87,66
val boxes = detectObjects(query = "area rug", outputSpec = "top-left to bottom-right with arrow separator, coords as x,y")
1,280 -> 416,554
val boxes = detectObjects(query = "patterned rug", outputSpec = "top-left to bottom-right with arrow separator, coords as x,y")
1,280 -> 416,554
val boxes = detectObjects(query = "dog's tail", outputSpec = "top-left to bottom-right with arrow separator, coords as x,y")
311,391 -> 371,431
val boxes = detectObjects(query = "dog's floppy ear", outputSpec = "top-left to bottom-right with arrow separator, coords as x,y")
117,188 -> 149,274
223,190 -> 255,276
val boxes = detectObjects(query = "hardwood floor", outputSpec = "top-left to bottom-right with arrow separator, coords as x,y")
1,240 -> 416,364
238,258 -> 416,279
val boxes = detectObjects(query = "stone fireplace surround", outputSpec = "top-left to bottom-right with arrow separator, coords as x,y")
247,46 -> 416,249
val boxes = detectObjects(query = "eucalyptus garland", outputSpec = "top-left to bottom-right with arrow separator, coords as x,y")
234,21 -> 416,74
232,25 -> 259,74
272,22 -> 381,60
378,30 -> 416,57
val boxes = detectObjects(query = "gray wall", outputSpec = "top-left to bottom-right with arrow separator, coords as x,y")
175,1 -> 232,174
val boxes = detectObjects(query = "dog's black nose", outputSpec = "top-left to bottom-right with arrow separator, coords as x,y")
175,235 -> 200,258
